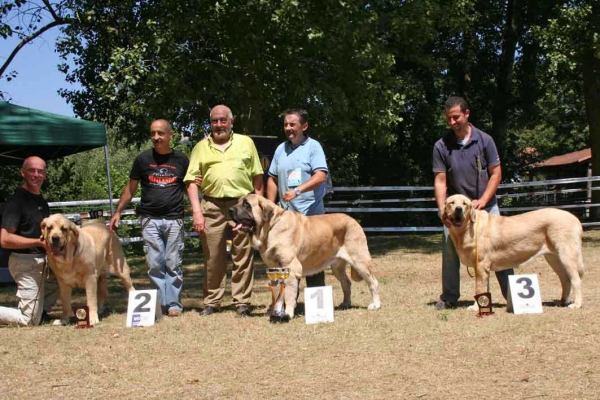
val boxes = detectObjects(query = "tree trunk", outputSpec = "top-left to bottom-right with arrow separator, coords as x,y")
581,1 -> 600,221
492,0 -> 521,160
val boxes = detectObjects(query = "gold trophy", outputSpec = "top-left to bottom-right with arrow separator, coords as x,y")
267,267 -> 290,323
475,292 -> 494,317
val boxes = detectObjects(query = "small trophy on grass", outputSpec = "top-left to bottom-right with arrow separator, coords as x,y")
475,292 -> 494,317
73,305 -> 92,329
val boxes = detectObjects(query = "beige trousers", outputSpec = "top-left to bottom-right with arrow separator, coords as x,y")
201,197 -> 254,308
0,253 -> 59,326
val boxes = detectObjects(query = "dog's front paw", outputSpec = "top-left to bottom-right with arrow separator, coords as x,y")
467,302 -> 478,311
89,315 -> 100,326
367,302 -> 381,310
284,307 -> 295,320
56,317 -> 70,326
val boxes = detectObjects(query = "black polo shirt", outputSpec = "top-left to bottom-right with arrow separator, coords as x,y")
432,125 -> 500,209
1,187 -> 50,254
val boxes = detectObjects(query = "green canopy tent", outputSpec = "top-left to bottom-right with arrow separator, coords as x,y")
0,102 -> 115,282
0,101 -> 107,163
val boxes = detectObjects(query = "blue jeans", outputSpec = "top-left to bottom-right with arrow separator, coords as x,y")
440,204 -> 514,304
142,218 -> 184,313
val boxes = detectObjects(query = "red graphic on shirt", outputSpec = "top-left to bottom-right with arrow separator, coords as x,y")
148,166 -> 178,187
149,175 -> 177,185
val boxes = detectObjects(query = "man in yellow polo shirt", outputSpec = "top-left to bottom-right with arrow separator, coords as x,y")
185,105 -> 264,317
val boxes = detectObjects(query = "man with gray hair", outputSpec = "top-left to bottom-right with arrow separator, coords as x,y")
185,105 -> 263,317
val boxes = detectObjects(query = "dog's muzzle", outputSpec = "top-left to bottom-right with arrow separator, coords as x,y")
450,207 -> 465,227
230,205 -> 255,233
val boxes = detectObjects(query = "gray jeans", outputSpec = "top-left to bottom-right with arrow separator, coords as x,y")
440,204 -> 514,304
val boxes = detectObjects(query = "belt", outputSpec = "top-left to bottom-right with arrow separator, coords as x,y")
204,195 -> 240,202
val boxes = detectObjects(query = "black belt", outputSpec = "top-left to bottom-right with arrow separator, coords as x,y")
204,195 -> 240,202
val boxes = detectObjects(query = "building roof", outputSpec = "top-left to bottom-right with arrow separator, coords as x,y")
532,148 -> 591,168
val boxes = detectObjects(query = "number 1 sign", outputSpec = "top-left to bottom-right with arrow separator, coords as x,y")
126,289 -> 162,327
304,286 -> 335,325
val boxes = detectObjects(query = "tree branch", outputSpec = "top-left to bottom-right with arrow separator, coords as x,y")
41,0 -> 61,22
0,18 -> 71,79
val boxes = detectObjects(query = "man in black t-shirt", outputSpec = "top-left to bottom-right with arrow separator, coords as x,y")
0,156 -> 59,326
110,120 -> 189,317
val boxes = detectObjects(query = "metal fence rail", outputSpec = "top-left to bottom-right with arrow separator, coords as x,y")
47,176 -> 600,241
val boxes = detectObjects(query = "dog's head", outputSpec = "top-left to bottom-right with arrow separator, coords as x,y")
229,194 -> 278,233
443,194 -> 476,229
40,214 -> 79,258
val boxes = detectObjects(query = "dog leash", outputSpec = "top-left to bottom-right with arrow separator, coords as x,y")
467,211 -> 479,279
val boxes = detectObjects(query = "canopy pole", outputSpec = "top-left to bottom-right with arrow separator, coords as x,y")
104,145 -> 114,214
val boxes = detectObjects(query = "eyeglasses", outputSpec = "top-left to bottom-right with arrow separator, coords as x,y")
24,168 -> 47,175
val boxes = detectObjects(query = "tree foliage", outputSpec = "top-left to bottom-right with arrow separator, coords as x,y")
0,0 -> 597,204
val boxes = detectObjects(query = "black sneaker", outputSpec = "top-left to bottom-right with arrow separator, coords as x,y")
434,300 -> 456,310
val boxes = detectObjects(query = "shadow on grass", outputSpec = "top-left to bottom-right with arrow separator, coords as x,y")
368,233 -> 441,256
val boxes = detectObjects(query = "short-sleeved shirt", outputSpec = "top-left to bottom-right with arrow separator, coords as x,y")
130,149 -> 189,219
432,125 -> 500,209
1,187 -> 49,254
268,137 -> 328,215
184,133 -> 263,198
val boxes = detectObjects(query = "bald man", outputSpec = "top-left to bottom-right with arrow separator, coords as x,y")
185,105 -> 264,317
0,156 -> 58,326
110,119 -> 189,317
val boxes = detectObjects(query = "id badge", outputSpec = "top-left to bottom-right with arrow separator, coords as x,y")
287,168 -> 302,187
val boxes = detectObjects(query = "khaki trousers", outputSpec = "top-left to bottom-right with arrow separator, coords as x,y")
201,197 -> 254,307
0,253 -> 58,326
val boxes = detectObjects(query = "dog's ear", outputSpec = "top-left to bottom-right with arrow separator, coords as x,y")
262,204 -> 274,222
68,219 -> 79,241
468,201 -> 477,223
40,218 -> 48,241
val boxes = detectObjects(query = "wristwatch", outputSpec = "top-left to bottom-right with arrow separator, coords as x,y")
294,188 -> 302,196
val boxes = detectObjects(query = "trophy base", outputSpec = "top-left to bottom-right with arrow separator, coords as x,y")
73,306 -> 93,329
475,292 -> 494,317
269,314 -> 290,324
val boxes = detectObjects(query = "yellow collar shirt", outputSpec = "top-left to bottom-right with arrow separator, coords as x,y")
184,133 -> 263,198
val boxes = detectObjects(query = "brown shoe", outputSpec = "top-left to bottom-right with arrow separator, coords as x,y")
167,309 -> 181,317
200,306 -> 221,316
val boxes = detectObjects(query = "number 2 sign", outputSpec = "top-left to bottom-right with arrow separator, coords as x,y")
126,289 -> 162,327
507,274 -> 543,314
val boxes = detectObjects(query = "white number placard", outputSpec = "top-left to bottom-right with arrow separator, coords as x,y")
304,286 -> 334,325
507,274 -> 543,314
126,289 -> 162,327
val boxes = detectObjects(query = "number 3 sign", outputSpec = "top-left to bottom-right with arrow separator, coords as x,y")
507,274 -> 543,314
126,289 -> 162,327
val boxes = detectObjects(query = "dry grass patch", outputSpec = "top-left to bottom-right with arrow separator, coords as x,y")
1,230 -> 599,399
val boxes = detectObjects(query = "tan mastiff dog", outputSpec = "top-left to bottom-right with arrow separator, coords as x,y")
443,194 -> 584,308
230,194 -> 381,319
41,214 -> 135,325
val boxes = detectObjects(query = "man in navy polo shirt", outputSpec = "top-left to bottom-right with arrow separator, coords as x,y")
432,96 -> 514,310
